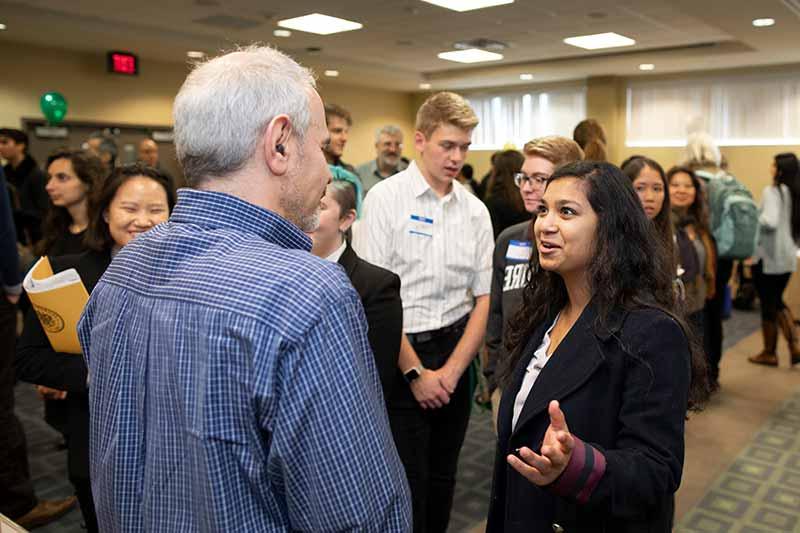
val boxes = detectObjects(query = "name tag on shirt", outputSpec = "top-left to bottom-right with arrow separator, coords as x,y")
506,240 -> 533,263
409,214 -> 434,237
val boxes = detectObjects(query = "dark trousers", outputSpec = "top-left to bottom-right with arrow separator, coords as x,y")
704,257 -> 733,383
752,262 -> 792,321
71,475 -> 98,533
0,297 -> 37,518
388,326 -> 472,533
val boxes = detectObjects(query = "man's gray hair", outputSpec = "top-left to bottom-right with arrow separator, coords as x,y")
173,45 -> 316,187
682,132 -> 721,170
375,124 -> 403,143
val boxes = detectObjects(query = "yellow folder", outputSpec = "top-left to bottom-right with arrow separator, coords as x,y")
23,257 -> 89,354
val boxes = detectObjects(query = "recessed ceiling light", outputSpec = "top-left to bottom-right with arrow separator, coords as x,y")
752,18 -> 775,27
324,70 -> 339,77
420,0 -> 514,12
0,23 -> 6,31
187,51 -> 205,59
273,29 -> 292,37
419,83 -> 432,90
438,48 -> 504,63
277,13 -> 362,35
563,32 -> 636,50
639,63 -> 655,71
519,73 -> 534,80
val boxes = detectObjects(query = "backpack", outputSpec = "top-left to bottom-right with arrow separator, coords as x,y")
695,170 -> 758,259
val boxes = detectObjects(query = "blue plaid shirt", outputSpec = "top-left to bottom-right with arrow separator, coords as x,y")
79,189 -> 411,532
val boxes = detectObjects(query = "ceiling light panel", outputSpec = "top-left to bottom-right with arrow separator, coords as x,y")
563,32 -> 636,50
438,48 -> 504,63
277,13 -> 362,35
420,0 -> 514,12
752,18 -> 775,27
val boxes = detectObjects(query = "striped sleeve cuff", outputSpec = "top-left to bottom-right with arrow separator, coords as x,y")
547,436 -> 606,504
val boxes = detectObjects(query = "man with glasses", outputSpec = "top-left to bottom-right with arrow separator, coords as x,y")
356,125 -> 408,194
484,136 -> 584,428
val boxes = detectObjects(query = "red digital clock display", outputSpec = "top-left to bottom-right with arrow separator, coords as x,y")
107,51 -> 138,75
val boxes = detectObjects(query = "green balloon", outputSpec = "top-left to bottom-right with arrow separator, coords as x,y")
40,92 -> 68,124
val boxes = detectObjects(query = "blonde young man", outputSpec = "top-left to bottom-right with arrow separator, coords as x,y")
484,136 -> 584,427
361,92 -> 493,533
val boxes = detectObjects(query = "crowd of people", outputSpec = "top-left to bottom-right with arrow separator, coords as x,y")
1,45 -> 799,532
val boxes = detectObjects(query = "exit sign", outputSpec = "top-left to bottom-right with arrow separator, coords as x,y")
107,51 -> 138,76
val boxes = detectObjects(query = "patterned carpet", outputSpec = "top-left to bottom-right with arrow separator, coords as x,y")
12,309 -> 765,532
676,389 -> 800,533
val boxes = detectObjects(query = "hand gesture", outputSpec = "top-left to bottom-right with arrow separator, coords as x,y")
507,400 -> 574,486
411,369 -> 451,409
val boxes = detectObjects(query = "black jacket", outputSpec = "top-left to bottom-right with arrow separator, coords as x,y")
16,249 -> 111,480
487,302 -> 691,533
338,244 -> 402,399
4,155 -> 49,245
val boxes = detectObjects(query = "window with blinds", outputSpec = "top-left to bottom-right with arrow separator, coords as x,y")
466,86 -> 586,150
626,72 -> 800,147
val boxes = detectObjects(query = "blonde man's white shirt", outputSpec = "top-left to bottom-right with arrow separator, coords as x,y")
360,160 -> 494,333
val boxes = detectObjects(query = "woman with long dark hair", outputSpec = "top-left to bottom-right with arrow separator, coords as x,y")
622,156 -> 674,255
487,161 -> 707,532
16,164 -> 175,533
34,149 -> 106,440
38,149 -> 105,256
748,153 -> 800,366
485,150 -> 528,237
668,166 -> 717,386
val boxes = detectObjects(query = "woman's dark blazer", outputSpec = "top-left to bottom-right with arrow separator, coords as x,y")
338,244 -> 403,399
487,302 -> 691,533
15,249 -> 111,481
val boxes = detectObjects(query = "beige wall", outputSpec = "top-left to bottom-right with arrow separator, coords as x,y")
0,41 -> 186,128
0,41 -> 416,169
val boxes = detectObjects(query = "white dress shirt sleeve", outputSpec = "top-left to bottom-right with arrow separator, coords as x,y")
360,185 -> 392,271
471,204 -> 494,297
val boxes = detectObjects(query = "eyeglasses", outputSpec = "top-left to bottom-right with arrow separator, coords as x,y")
513,172 -> 548,188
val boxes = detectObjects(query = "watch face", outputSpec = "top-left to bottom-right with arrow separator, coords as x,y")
404,368 -> 421,382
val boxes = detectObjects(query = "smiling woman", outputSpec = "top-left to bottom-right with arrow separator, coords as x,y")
84,163 -> 175,251
16,162 -> 175,533
488,161 -> 709,533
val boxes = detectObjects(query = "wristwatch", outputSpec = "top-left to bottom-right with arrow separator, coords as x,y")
403,365 -> 424,384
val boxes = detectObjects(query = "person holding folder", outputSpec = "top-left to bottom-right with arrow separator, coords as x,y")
16,164 -> 174,533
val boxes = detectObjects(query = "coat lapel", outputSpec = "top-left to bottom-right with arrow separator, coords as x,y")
337,243 -> 358,278
497,319 -> 552,444
509,302 -> 609,440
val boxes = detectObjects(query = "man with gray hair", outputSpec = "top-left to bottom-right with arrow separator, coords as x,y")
356,125 -> 408,193
78,46 -> 411,532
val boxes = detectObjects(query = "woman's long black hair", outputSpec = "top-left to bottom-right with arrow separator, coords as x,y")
774,152 -> 800,243
503,161 -> 709,411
